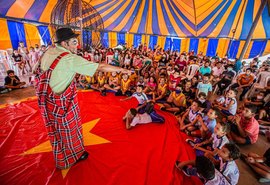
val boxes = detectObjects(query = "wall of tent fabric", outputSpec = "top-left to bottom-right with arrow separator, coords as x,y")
1,18 -> 270,59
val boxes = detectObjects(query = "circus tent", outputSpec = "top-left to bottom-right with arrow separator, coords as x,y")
0,0 -> 270,59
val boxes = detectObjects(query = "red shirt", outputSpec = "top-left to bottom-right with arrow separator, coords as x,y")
169,74 -> 181,90
83,55 -> 91,61
176,60 -> 187,71
240,116 -> 259,144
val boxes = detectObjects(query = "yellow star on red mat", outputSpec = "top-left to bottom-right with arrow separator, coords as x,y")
21,118 -> 111,178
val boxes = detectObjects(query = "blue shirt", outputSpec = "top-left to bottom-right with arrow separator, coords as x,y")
234,60 -> 242,73
197,82 -> 212,95
203,116 -> 216,133
199,66 -> 211,75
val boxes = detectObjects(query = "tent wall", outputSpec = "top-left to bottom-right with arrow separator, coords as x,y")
1,18 -> 270,59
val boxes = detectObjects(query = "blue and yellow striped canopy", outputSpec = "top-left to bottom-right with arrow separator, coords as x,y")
0,0 -> 270,59
0,0 -> 270,40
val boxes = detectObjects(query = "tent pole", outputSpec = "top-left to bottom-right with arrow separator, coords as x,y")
79,0 -> 83,49
239,0 -> 267,61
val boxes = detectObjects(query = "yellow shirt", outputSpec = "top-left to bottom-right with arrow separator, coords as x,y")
172,92 -> 186,107
129,73 -> 137,83
121,79 -> 131,91
98,76 -> 105,86
40,45 -> 99,93
157,84 -> 167,95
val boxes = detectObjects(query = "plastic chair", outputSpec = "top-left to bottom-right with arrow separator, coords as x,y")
185,64 -> 200,80
106,55 -> 114,65
212,70 -> 237,94
245,72 -> 270,98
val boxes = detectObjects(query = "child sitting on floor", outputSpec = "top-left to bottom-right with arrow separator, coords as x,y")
241,147 -> 270,183
4,70 -> 26,89
197,92 -> 211,115
90,71 -> 106,96
216,89 -> 238,116
198,108 -> 220,139
104,71 -> 121,94
179,100 -> 202,134
79,75 -> 91,89
116,73 -> 132,96
161,84 -> 186,114
228,105 -> 259,145
152,77 -> 168,103
186,121 -> 230,158
205,143 -> 241,185
175,156 -> 231,185
143,76 -> 157,95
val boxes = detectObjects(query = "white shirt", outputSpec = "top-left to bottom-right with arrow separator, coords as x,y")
219,158 -> 239,185
205,169 -> 230,185
197,82 -> 212,95
132,92 -> 148,104
224,97 -> 237,115
212,133 -> 229,150
130,113 -> 152,127
212,67 -> 224,76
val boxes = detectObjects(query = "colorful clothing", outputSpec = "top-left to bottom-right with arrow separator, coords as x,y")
35,52 -> 84,169
157,84 -> 167,95
205,169 -> 231,185
219,158 -> 239,185
97,76 -> 105,86
121,79 -> 131,92
239,116 -> 259,144
172,92 -> 186,107
130,111 -> 164,127
238,74 -> 254,85
212,133 -> 229,150
197,82 -> 212,95
203,116 -> 216,133
39,45 -> 99,93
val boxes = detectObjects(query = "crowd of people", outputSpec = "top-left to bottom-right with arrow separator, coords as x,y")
1,41 -> 270,184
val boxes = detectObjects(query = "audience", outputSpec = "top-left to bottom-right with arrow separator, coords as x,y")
2,40 -> 270,184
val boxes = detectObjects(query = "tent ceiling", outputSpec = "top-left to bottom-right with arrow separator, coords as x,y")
0,0 -> 269,39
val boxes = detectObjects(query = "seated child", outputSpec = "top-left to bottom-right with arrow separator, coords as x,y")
244,91 -> 265,108
182,80 -> 196,106
152,77 -> 168,103
129,67 -> 138,91
161,84 -> 186,114
168,70 -> 181,91
121,85 -> 148,113
116,73 -> 132,96
187,121 -> 230,158
136,76 -> 145,87
123,106 -> 165,130
197,92 -> 211,114
196,73 -> 212,98
216,89 -> 238,116
258,101 -> 270,126
79,75 -> 91,89
205,143 -> 240,185
198,108 -> 220,139
179,100 -> 202,134
175,156 -> 231,185
90,71 -> 106,96
228,105 -> 259,145
242,148 -> 270,183
4,70 -> 26,89
143,76 -> 157,95
104,71 -> 121,93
